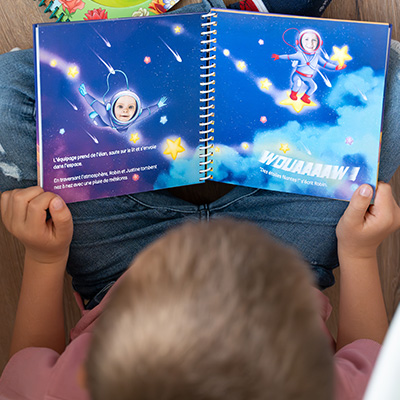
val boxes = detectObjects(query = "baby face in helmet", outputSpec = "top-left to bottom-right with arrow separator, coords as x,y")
301,32 -> 319,53
113,95 -> 138,122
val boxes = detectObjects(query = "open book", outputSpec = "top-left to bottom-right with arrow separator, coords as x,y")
34,9 -> 391,203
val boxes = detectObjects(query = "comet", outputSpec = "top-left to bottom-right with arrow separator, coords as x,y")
65,97 -> 78,110
93,28 -> 111,47
84,129 -> 99,144
92,50 -> 115,74
159,37 -> 182,62
358,89 -> 368,101
299,141 -> 312,155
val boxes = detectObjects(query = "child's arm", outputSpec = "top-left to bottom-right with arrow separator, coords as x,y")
0,186 -> 73,358
335,182 -> 400,350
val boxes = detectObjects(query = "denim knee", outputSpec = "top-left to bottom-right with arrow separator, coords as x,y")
0,50 -> 37,190
379,40 -> 400,182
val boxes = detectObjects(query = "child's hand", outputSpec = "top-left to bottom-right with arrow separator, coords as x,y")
157,96 -> 167,108
336,182 -> 400,260
0,186 -> 73,264
79,83 -> 87,97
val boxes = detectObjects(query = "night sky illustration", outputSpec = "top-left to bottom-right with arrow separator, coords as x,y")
209,10 -> 390,201
35,10 -> 391,203
35,13 -> 203,202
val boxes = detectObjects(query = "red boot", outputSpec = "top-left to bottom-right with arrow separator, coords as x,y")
290,90 -> 298,101
301,93 -> 311,104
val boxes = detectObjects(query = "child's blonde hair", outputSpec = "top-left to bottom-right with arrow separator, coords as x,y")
86,218 -> 333,400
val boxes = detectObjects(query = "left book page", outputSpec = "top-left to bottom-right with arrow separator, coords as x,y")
34,13 -> 202,203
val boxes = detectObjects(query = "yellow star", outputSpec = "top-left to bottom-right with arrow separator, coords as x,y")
279,143 -> 290,154
215,146 -> 220,153
130,132 -> 140,143
236,61 -> 247,71
330,45 -> 352,67
67,66 -> 79,78
241,142 -> 249,150
164,137 -> 185,160
50,59 -> 57,67
174,25 -> 182,33
280,91 -> 317,113
260,78 -> 272,90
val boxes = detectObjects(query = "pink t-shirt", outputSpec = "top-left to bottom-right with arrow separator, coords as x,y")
0,287 -> 381,400
316,289 -> 382,399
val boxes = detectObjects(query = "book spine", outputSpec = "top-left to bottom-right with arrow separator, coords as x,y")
199,11 -> 217,181
35,0 -> 69,22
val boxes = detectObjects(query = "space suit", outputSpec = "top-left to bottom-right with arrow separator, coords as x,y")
79,83 -> 167,133
272,29 -> 345,103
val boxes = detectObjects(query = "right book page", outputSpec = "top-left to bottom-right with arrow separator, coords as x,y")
211,9 -> 391,201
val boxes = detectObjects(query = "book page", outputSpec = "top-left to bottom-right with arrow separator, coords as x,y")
212,9 -> 390,201
35,13 -> 202,203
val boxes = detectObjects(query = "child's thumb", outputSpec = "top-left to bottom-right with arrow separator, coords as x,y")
49,196 -> 73,239
344,184 -> 373,222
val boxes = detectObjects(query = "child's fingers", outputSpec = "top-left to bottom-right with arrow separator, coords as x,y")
0,190 -> 11,222
25,191 -> 60,230
372,182 -> 393,207
12,187 -> 45,222
4,187 -> 44,232
369,183 -> 397,219
48,196 -> 73,242
373,182 -> 400,230
342,184 -> 373,224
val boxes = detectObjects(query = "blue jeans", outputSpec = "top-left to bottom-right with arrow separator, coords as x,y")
1,15 -> 400,305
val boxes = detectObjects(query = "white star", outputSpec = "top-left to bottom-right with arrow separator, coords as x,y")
160,116 -> 168,125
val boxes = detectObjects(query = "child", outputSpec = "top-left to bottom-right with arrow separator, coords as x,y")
78,82 -> 168,132
0,181 -> 399,400
0,0 -> 400,396
113,95 -> 138,122
271,29 -> 347,103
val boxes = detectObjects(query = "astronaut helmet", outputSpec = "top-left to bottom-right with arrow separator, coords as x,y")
298,29 -> 322,54
109,90 -> 141,125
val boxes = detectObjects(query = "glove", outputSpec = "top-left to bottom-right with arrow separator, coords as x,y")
158,96 -> 167,108
271,54 -> 280,61
79,83 -> 87,96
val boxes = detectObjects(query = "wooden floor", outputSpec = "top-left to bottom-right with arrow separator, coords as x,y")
1,0 -> 400,374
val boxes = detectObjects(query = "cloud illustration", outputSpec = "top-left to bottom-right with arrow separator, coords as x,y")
155,67 -> 385,200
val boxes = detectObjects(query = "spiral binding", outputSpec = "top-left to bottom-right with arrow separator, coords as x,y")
35,0 -> 69,22
199,11 -> 217,181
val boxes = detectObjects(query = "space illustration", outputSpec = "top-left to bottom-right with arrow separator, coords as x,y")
208,10 -> 391,201
35,10 -> 391,203
35,13 -> 204,202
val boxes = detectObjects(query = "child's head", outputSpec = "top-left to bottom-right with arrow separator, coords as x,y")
113,95 -> 137,122
300,30 -> 321,53
86,219 -> 333,400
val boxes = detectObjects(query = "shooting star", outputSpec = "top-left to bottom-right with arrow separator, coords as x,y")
358,89 -> 368,101
65,97 -> 78,110
84,129 -> 99,144
92,50 -> 115,74
159,37 -> 182,62
299,141 -> 312,156
93,28 -> 111,47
